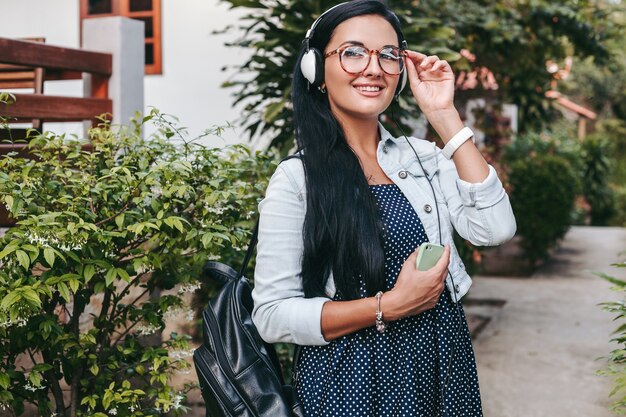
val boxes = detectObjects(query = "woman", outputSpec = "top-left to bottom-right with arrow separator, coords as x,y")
252,1 -> 516,415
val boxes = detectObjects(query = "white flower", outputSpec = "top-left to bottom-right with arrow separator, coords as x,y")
109,408 -> 118,416
135,323 -> 160,336
172,394 -> 185,410
177,281 -> 201,295
168,347 -> 195,360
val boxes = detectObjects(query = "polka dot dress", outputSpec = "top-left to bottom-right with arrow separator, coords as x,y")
296,184 -> 483,417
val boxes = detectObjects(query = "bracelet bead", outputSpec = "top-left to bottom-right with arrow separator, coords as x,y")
375,291 -> 387,333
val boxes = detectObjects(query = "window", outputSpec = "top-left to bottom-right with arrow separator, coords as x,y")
80,0 -> 162,75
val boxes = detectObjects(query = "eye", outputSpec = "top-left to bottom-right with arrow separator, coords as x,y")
380,47 -> 402,62
342,46 -> 367,58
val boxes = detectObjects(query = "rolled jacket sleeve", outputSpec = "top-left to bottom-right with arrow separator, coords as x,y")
251,162 -> 331,346
437,153 -> 516,247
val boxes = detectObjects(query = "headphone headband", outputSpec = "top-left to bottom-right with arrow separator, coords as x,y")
304,2 -> 350,43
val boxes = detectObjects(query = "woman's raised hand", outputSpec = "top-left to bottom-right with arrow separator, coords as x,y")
404,50 -> 455,115
382,244 -> 451,320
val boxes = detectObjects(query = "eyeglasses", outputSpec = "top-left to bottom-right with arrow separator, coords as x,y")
324,45 -> 406,76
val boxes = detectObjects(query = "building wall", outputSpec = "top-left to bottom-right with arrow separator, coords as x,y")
146,0 -> 250,145
1,0 -> 248,145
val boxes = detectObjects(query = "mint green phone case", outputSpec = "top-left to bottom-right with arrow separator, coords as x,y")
415,243 -> 445,271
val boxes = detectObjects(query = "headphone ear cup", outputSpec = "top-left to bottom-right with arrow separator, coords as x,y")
396,70 -> 407,98
300,47 -> 324,87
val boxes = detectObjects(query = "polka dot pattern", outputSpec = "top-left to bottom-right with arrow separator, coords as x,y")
296,184 -> 483,416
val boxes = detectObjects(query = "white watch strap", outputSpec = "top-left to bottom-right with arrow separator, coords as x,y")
441,127 -> 474,160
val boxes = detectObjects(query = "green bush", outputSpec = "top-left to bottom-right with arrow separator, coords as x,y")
504,132 -> 581,263
0,109 -> 276,416
597,258 -> 626,414
611,185 -> 626,227
580,134 -> 615,225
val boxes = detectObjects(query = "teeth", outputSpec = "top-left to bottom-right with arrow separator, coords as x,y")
356,86 -> 381,92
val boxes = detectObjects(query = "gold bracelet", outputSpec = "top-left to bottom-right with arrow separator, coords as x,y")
375,291 -> 387,333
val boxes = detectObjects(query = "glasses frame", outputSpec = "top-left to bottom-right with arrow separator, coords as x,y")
324,44 -> 407,76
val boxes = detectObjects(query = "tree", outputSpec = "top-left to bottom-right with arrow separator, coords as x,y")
218,0 -> 618,151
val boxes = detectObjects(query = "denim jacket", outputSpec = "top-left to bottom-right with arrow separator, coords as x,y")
252,123 -> 516,346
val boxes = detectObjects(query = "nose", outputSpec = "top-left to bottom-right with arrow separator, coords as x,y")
363,52 -> 383,77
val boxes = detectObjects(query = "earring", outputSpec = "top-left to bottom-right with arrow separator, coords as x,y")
318,84 -> 327,94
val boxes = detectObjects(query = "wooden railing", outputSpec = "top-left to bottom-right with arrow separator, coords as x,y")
0,37 -> 113,140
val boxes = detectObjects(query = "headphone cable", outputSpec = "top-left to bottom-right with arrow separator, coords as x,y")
389,102 -> 464,417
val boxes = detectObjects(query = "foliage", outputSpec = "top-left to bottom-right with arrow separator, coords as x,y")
217,0 -> 617,151
503,132 -> 581,263
0,109 -> 276,416
597,257 -> 626,414
580,134 -> 615,225
613,185 -> 626,227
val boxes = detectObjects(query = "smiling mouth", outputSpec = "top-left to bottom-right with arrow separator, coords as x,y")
354,85 -> 383,92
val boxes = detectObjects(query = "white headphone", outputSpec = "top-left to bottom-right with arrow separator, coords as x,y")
300,2 -> 408,98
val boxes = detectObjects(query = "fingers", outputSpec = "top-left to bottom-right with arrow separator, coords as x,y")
405,50 -> 448,73
433,245 -> 451,277
435,244 -> 451,268
404,57 -> 420,85
405,250 -> 419,269
431,59 -> 448,72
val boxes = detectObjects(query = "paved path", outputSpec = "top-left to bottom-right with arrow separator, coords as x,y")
466,226 -> 626,417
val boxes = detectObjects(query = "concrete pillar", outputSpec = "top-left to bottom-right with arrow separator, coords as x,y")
82,17 -> 144,130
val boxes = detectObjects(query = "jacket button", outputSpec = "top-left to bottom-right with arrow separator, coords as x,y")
424,204 -> 432,213
454,284 -> 460,293
383,145 -> 389,154
398,170 -> 408,179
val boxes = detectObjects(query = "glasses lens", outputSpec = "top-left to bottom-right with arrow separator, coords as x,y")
379,47 -> 404,75
340,46 -> 369,74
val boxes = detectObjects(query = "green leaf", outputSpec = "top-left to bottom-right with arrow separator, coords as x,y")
21,288 -> 41,308
115,213 -> 125,229
0,292 -> 21,310
263,100 -> 285,123
0,244 -> 18,261
0,373 -> 9,389
90,364 -> 99,376
44,247 -> 55,268
4,195 -> 14,210
28,372 -> 42,387
105,268 -> 117,287
595,271 -> 626,287
15,250 -> 30,270
68,279 -> 80,294
116,268 -> 130,282
164,216 -> 185,233
84,264 -> 95,283
102,390 -> 113,409
58,282 -> 70,303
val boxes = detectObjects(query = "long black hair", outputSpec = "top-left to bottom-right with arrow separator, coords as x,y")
292,0 -> 406,300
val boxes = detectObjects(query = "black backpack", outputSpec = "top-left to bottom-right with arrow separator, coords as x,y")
193,223 -> 304,417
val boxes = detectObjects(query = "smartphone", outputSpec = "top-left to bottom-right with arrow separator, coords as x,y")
415,243 -> 445,271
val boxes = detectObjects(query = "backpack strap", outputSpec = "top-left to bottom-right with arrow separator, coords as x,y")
237,153 -> 302,280
236,153 -> 304,384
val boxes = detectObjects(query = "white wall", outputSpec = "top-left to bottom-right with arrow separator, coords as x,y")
1,0 -> 249,145
145,0 -> 250,146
